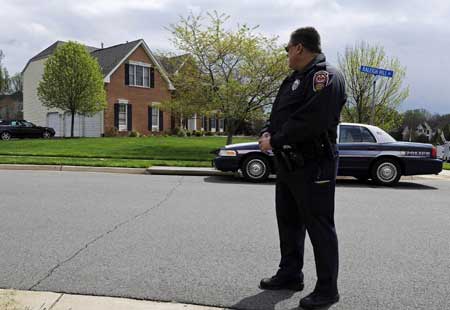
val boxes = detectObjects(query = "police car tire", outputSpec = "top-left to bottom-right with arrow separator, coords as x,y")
371,158 -> 401,186
241,155 -> 270,182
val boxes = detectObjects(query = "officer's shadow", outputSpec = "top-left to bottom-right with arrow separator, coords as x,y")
231,289 -> 295,310
231,290 -> 330,310
231,289 -> 333,310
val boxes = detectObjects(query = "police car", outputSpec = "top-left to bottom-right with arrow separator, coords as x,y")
212,123 -> 443,186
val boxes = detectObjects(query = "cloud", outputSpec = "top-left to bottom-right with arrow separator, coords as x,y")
70,0 -> 173,16
0,0 -> 449,113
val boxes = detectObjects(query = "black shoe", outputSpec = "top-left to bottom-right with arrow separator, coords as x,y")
299,291 -> 339,309
259,275 -> 304,291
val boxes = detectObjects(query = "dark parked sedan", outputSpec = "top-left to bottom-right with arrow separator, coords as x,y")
213,123 -> 443,186
0,120 -> 55,141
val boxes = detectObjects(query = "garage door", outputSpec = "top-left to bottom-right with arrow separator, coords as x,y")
83,112 -> 102,137
64,113 -> 81,137
47,113 -> 61,137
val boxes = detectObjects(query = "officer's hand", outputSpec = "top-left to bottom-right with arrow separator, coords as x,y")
258,132 -> 272,152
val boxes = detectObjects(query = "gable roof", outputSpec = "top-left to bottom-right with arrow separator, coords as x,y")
156,54 -> 190,76
22,39 -> 175,90
90,39 -> 141,76
22,41 -> 98,74
101,39 -> 175,90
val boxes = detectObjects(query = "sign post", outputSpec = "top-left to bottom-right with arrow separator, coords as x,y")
360,66 -> 394,125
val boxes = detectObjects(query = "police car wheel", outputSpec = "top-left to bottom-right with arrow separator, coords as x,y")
371,159 -> 401,186
1,131 -> 12,141
242,155 -> 270,182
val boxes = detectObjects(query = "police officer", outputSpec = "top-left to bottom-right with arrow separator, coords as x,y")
258,27 -> 346,309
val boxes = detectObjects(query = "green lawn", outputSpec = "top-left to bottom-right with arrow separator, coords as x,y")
0,136 -> 256,168
444,162 -> 450,170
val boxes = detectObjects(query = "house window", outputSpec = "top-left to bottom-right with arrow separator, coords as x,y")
211,117 -> 216,132
219,119 -> 225,132
201,116 -> 206,131
152,107 -> 159,132
188,114 -> 197,131
144,68 -> 149,87
129,65 -> 135,85
118,104 -> 127,131
128,64 -> 151,87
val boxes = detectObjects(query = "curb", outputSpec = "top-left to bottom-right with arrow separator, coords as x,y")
0,289 -> 228,310
0,164 -> 147,175
147,166 -> 235,177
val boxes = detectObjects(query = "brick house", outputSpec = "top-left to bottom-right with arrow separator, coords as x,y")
23,39 -> 174,137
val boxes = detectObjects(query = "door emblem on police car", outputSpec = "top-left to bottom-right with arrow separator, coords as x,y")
292,79 -> 300,91
313,71 -> 329,92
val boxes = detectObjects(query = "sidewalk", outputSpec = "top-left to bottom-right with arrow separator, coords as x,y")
0,289 -> 227,310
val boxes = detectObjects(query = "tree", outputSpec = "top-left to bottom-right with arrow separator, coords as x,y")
37,41 -> 107,137
415,134 -> 429,143
9,73 -> 23,93
165,11 -> 290,144
338,42 -> 409,132
0,50 -> 11,94
402,109 -> 429,141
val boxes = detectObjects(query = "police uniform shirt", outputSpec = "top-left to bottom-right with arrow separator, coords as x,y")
266,53 -> 346,150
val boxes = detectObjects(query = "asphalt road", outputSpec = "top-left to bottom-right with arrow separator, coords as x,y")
1,170 -> 449,310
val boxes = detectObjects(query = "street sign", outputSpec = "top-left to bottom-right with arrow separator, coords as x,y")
360,65 -> 394,125
360,65 -> 394,78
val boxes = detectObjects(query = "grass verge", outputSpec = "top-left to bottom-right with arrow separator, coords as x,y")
0,155 -> 211,168
0,136 -> 255,162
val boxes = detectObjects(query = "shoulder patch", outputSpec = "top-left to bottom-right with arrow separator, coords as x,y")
313,70 -> 329,92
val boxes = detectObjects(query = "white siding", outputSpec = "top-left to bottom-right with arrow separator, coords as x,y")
23,58 -> 49,126
23,58 -> 103,137
23,58 -> 67,126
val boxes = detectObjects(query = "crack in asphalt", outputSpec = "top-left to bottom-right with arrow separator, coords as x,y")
28,176 -> 184,290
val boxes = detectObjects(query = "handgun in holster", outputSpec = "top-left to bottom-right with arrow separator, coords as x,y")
278,145 -> 304,173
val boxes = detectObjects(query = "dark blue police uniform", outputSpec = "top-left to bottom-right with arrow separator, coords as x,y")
262,53 -> 346,296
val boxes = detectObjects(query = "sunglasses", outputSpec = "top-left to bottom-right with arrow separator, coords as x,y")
284,43 -> 302,53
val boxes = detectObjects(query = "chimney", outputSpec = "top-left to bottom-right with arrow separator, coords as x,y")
101,42 -> 104,49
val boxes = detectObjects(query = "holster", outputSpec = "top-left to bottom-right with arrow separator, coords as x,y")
276,149 -> 305,173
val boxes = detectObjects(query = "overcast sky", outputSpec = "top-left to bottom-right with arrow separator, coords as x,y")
1,0 -> 449,113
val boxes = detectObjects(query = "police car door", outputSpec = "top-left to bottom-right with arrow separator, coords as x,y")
338,125 -> 379,176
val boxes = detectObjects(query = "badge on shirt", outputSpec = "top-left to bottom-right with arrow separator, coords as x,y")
291,79 -> 300,91
313,71 -> 329,92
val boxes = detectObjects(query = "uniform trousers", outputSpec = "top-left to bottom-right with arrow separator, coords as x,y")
274,155 -> 339,295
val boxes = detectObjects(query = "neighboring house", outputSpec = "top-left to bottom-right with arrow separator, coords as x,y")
157,55 -> 226,133
23,39 -> 174,137
402,122 -> 436,141
0,91 -> 23,120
